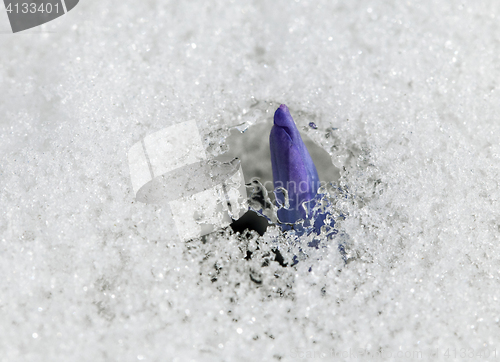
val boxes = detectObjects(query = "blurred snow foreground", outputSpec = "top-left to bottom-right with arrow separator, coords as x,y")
2,0 -> 500,361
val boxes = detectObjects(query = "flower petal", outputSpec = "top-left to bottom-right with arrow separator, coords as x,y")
269,104 -> 321,227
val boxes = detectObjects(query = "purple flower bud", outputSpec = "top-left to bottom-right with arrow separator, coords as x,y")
269,104 -> 322,229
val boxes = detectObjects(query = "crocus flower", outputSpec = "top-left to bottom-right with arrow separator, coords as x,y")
269,104 -> 323,230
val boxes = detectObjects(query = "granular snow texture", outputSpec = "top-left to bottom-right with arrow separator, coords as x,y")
1,0 -> 500,361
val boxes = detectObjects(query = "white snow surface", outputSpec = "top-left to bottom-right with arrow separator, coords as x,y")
1,0 -> 500,361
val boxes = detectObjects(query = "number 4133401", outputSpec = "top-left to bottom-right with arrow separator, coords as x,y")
5,2 -> 62,14
440,348 -> 497,359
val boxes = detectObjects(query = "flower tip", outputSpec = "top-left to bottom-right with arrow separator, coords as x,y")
274,104 -> 293,127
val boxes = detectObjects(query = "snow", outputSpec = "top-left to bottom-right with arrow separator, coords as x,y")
1,0 -> 500,360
